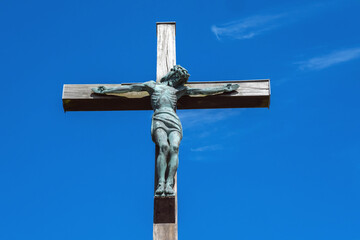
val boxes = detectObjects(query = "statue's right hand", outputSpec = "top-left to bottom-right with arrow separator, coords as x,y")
224,83 -> 239,92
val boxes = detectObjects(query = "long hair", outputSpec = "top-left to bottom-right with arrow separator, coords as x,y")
160,65 -> 190,86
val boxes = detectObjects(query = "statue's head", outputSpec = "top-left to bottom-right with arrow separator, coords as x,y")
160,65 -> 190,87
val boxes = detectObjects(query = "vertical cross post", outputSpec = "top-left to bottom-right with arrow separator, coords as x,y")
153,22 -> 178,240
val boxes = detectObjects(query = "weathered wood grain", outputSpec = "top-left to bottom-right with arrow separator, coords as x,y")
62,80 -> 270,111
153,224 -> 177,240
156,22 -> 176,82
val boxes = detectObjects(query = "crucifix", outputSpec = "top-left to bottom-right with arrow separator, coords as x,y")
62,22 -> 270,240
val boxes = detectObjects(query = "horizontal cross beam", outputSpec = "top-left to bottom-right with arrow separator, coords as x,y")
62,79 -> 270,112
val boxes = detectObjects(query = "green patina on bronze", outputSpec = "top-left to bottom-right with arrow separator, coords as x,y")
92,65 -> 239,196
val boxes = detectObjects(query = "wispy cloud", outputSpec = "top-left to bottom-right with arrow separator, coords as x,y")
211,1 -> 338,41
296,47 -> 360,70
177,109 -> 241,128
211,14 -> 285,40
190,144 -> 223,152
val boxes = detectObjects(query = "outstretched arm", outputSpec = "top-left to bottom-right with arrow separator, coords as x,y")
92,81 -> 155,94
186,83 -> 239,96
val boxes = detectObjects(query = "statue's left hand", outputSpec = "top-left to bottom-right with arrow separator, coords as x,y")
92,86 -> 107,94
224,83 -> 239,92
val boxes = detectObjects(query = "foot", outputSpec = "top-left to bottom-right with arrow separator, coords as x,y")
155,181 -> 165,196
165,182 -> 175,196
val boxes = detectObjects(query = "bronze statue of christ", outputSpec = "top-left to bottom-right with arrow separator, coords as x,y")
92,65 -> 239,196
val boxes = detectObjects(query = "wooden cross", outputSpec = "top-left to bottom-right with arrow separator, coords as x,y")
62,22 -> 270,240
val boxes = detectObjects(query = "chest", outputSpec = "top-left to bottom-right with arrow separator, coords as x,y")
152,85 -> 177,98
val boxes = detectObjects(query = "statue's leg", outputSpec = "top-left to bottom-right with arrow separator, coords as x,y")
165,131 -> 181,196
154,128 -> 169,196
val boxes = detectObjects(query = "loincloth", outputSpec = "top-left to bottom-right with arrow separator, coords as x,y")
151,110 -> 183,142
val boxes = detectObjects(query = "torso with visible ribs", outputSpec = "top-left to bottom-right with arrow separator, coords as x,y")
151,84 -> 178,112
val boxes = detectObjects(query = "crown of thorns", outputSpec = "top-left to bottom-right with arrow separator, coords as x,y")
160,65 -> 190,84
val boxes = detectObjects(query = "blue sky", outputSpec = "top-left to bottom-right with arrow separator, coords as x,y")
1,0 -> 360,239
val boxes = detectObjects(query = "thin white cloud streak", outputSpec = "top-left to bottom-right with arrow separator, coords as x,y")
296,47 -> 360,70
177,109 -> 241,128
211,1 -> 337,40
211,14 -> 285,40
190,144 -> 223,152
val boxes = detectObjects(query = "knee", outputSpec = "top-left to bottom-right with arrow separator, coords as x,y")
159,143 -> 169,154
170,145 -> 179,154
